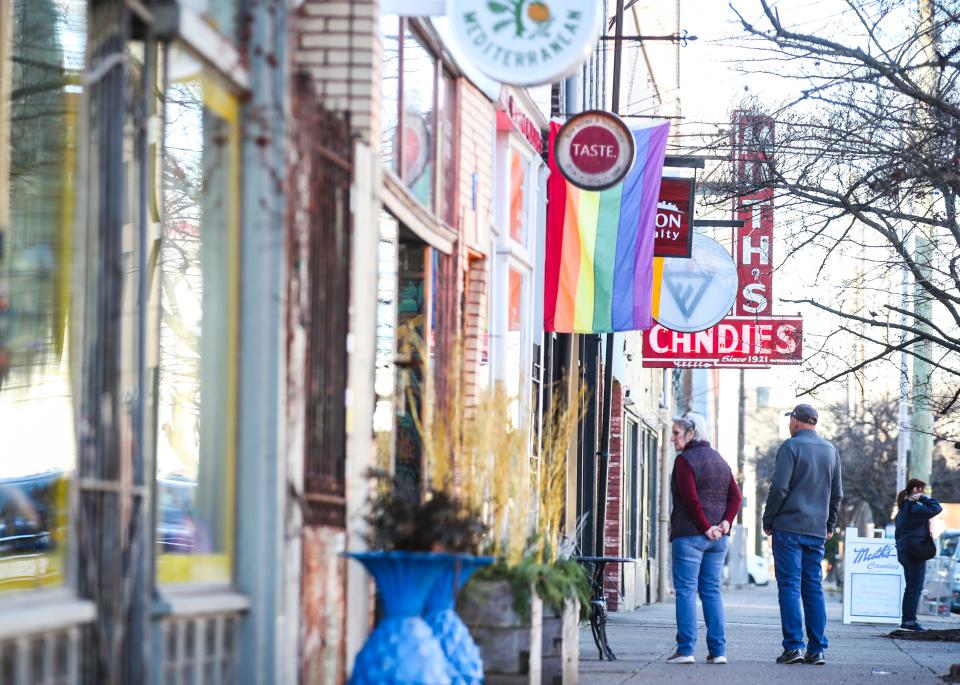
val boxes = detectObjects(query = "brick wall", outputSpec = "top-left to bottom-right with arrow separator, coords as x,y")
293,0 -> 380,142
463,256 -> 487,412
604,380 -> 624,609
301,527 -> 347,684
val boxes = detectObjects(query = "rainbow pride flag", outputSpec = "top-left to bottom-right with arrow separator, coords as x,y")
544,121 -> 670,333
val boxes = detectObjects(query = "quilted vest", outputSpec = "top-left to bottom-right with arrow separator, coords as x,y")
670,440 -> 733,540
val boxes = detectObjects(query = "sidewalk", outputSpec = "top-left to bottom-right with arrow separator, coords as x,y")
579,585 -> 959,684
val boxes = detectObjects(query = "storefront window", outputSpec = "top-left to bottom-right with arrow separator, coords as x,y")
394,236 -> 429,495
439,70 -> 457,227
379,15 -> 400,172
0,0 -> 84,594
506,267 -> 525,409
401,29 -> 436,210
509,150 -> 526,244
155,45 -> 239,584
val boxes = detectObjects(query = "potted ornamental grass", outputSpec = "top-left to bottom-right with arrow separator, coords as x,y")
454,386 -> 590,685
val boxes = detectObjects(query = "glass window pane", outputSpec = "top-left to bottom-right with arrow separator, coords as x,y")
394,237 -> 428,495
156,45 -> 238,584
401,30 -> 435,210
506,267 -> 524,409
509,150 -> 525,244
439,70 -> 456,226
379,16 -> 400,172
0,0 -> 84,594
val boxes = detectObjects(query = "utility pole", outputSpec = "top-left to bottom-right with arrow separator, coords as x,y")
736,369 -> 746,524
912,0 -> 938,486
729,369 -> 748,586
897,219 -> 911,494
593,0 -> 625,559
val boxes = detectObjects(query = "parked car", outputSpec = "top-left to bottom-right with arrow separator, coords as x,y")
747,554 -> 771,586
938,529 -> 960,612
722,553 -> 771,586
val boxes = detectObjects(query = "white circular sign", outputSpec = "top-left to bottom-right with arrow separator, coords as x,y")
445,0 -> 602,87
656,234 -> 738,333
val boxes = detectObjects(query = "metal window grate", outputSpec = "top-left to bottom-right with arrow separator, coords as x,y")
0,627 -> 80,685
292,73 -> 353,528
160,614 -> 239,685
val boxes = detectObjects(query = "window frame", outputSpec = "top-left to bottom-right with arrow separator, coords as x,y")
381,17 -> 460,226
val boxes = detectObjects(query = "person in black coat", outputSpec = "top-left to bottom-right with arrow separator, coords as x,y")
893,478 -> 942,631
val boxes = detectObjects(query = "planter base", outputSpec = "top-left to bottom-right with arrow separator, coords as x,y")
349,616 -> 452,685
425,608 -> 484,685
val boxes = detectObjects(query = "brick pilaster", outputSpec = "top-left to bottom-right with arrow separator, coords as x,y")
293,0 -> 380,143
604,380 -> 624,610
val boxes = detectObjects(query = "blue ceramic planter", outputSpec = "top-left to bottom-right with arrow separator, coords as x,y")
347,551 -> 455,685
424,554 -> 495,685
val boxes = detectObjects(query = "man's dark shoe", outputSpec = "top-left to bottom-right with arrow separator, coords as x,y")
804,651 -> 825,665
776,648 -> 806,664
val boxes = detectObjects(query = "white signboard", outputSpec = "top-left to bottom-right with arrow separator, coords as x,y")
842,527 -> 904,625
445,0 -> 602,86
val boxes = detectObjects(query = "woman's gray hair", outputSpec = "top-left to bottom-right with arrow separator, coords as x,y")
672,412 -> 710,443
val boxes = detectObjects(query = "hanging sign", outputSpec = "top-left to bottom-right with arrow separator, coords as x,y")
641,315 -> 803,368
446,0 -> 602,86
651,233 -> 738,333
553,110 -> 635,191
735,191 -> 774,315
655,178 -> 695,258
842,527 -> 904,625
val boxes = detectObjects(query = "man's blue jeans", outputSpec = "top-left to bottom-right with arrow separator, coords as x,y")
671,535 -> 729,657
772,531 -> 828,652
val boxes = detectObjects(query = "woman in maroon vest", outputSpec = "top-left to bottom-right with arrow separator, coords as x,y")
666,412 -> 742,665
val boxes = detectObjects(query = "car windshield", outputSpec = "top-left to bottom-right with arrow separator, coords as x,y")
941,534 -> 959,558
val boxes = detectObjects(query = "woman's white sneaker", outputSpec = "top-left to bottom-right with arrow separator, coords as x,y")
666,652 -> 695,664
707,655 -> 728,664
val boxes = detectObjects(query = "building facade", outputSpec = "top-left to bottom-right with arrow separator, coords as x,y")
0,0 -> 686,682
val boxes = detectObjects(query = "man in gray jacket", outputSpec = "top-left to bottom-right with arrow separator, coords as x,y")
762,404 -> 842,667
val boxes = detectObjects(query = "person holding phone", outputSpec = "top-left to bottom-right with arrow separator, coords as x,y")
894,479 -> 942,632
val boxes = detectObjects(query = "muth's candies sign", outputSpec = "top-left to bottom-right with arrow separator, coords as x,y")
842,528 -> 904,625
850,544 -> 898,571
447,0 -> 602,86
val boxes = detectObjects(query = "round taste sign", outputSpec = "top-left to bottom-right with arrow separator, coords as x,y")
446,0 -> 602,86
554,111 -> 635,190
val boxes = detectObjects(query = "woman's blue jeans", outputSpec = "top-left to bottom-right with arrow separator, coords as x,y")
671,534 -> 729,657
897,550 -> 926,624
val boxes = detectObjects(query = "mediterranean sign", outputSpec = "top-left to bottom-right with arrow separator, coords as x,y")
842,527 -> 904,625
655,178 -> 695,258
554,111 -> 635,190
446,0 -> 602,86
653,234 -> 738,333
641,316 -> 803,368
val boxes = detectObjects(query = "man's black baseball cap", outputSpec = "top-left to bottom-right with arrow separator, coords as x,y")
785,403 -> 818,424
